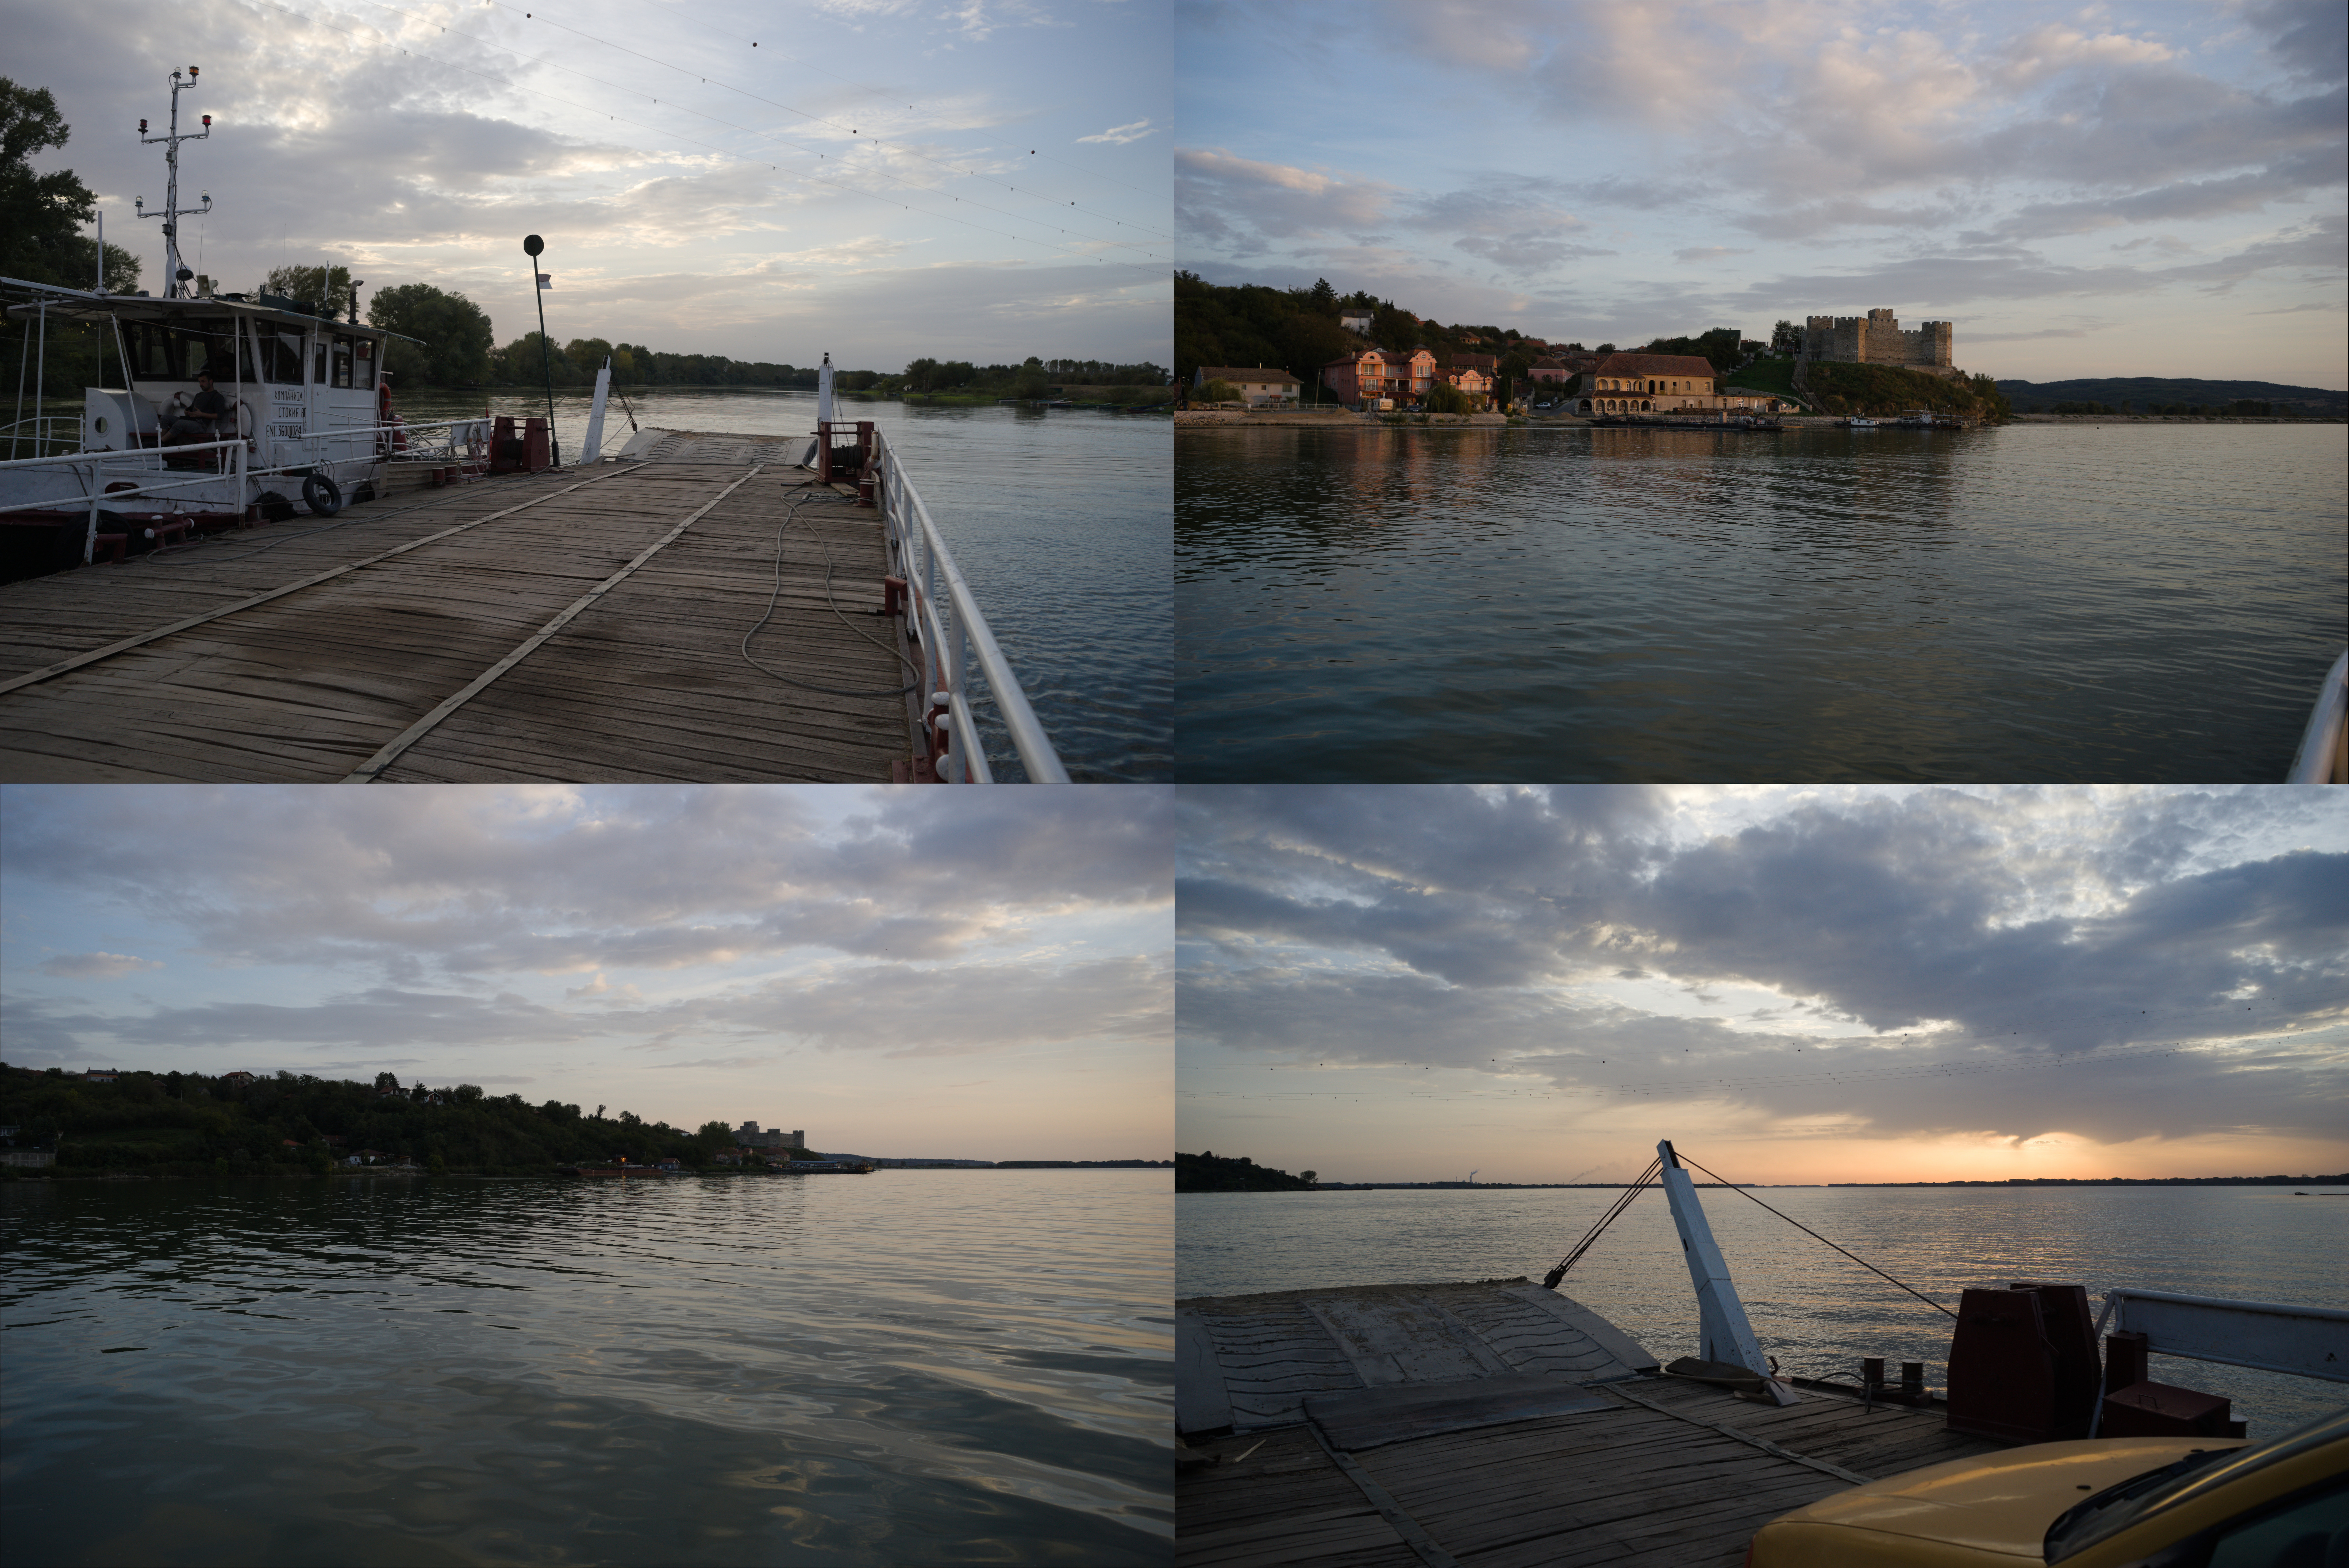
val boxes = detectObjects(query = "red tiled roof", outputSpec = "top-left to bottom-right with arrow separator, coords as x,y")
1195,366 -> 1301,385
1590,352 -> 1716,378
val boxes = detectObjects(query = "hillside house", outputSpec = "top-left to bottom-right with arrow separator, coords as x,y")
1192,365 -> 1303,407
81,1069 -> 122,1082
1322,347 -> 1437,407
1339,307 -> 1373,334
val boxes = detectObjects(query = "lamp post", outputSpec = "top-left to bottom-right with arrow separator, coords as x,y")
522,234 -> 560,466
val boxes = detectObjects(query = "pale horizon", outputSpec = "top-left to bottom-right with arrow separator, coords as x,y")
1177,786 -> 2349,1188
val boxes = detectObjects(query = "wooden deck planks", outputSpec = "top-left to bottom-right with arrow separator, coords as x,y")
1178,1279 -> 2020,1568
379,479 -> 911,781
0,463 -> 916,781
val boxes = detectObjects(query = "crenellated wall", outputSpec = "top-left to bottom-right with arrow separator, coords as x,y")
1802,308 -> 1954,372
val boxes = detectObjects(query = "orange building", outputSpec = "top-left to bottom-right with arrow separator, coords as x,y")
1321,347 -> 1438,407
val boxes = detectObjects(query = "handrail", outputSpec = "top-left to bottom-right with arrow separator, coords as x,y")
870,426 -> 1068,783
2285,651 -> 2348,784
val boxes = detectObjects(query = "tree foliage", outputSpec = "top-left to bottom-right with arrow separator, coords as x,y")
260,264 -> 353,313
0,79 -> 133,291
0,1063 -> 776,1177
1806,362 -> 2010,421
368,282 -> 494,386
1175,1151 -> 1317,1192
1639,326 -> 1743,373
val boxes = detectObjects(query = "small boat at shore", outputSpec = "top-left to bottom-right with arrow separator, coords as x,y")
1845,416 -> 1881,428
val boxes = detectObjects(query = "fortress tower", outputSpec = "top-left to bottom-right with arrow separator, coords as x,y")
1801,308 -> 1954,374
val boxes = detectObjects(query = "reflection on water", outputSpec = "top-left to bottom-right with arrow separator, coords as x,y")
1178,1183 -> 2349,1437
4,1171 -> 1170,1566
1176,423 -> 2346,781
398,388 -> 1170,782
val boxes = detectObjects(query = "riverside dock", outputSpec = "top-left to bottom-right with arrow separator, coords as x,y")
0,449 -> 923,781
1177,1277 -> 2007,1568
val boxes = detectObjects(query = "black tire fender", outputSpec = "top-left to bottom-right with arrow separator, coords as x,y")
301,473 -> 343,516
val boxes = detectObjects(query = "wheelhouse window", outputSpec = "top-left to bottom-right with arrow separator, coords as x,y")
254,324 -> 305,384
125,317 -> 249,383
315,341 -> 328,384
332,335 -> 356,389
353,336 -> 375,389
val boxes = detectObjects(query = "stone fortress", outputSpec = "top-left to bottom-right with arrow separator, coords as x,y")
1801,308 -> 1958,379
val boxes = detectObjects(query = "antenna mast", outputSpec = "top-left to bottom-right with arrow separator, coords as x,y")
135,67 -> 213,299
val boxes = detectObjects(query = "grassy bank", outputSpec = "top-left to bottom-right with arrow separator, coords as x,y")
1805,361 -> 2011,421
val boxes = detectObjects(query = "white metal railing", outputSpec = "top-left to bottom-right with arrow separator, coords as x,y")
2084,1287 -> 2349,1437
0,417 -> 493,567
2285,651 -> 2348,784
0,414 -> 81,460
870,426 -> 1068,783
0,437 -> 247,563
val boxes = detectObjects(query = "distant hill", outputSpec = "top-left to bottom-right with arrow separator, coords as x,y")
1176,1151 -> 1318,1192
1997,377 -> 2346,416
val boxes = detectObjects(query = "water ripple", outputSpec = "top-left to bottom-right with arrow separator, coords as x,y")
5,1171 -> 1171,1566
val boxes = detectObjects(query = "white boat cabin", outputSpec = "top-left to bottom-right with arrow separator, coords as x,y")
77,292 -> 391,477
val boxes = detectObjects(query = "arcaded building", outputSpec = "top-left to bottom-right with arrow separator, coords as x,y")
1572,352 -> 1785,417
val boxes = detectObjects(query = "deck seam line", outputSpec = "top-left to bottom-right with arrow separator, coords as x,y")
1304,1420 -> 1463,1568
0,464 -> 648,698
1604,1382 -> 1874,1485
342,464 -> 767,782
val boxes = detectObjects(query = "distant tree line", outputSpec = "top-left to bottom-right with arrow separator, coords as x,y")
1176,1151 -> 1318,1192
0,1063 -> 747,1177
2017,398 -> 2296,417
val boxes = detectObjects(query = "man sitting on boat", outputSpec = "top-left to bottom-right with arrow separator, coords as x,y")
162,371 -> 230,446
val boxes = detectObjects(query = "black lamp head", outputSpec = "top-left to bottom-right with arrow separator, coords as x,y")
523,234 -> 545,257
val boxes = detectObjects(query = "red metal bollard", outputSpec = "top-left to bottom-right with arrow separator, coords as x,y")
523,418 -> 551,472
876,576 -> 908,617
489,415 -> 521,474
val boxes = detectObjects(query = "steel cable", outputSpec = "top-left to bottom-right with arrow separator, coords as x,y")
1674,1150 -> 1957,1319
739,485 -> 922,698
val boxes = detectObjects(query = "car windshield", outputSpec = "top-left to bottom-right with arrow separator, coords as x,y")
2046,1407 -> 2349,1562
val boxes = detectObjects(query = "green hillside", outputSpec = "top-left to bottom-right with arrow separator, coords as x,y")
1807,362 -> 2011,420
1996,378 -> 2345,417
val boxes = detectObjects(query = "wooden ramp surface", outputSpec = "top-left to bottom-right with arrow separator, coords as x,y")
1178,1279 -> 2007,1568
0,462 -> 916,781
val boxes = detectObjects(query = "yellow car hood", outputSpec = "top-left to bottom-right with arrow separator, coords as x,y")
1779,1438 -> 2235,1559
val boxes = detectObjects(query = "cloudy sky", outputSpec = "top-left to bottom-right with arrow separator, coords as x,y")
12,0 -> 1171,370
1176,0 -> 2348,387
1178,786 -> 2349,1185
1,785 -> 1173,1161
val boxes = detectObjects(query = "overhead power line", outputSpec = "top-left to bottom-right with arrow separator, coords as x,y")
474,0 -> 1171,239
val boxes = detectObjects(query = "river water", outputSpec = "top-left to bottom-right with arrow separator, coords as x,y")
1175,423 -> 2346,782
1177,1183 -> 2349,1438
400,388 -> 1171,782
2,1170 -> 1171,1566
